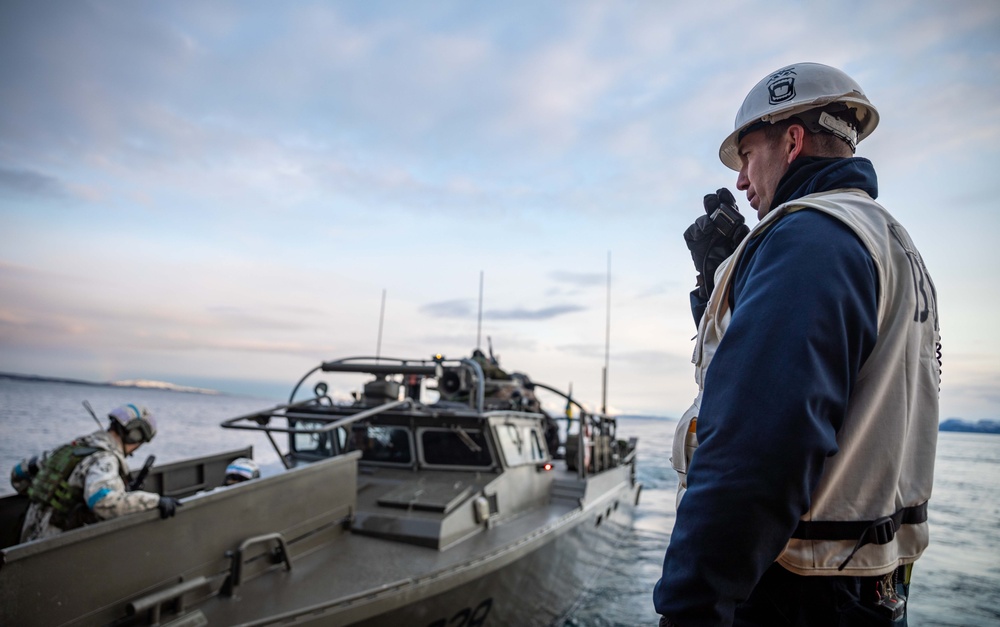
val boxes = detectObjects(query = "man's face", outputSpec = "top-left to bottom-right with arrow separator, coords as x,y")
735,128 -> 792,219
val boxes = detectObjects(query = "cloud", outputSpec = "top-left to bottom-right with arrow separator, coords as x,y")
0,168 -> 67,198
420,299 -> 585,321
488,305 -> 585,321
421,299 -> 474,319
0,306 -> 339,359
549,271 -> 606,287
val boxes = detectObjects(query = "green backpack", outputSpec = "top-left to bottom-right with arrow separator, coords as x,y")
27,443 -> 100,530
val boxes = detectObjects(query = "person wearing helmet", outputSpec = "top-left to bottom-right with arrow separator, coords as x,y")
224,457 -> 260,485
656,63 -> 940,626
9,404 -> 182,543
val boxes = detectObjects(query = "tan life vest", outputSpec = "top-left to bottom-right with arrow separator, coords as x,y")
672,189 -> 940,576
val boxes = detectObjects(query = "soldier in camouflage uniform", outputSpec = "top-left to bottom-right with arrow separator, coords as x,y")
10,404 -> 182,543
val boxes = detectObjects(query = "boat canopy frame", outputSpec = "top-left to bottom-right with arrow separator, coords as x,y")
220,355 -> 623,478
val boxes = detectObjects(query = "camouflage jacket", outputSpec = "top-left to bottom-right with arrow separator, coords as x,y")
10,430 -> 160,543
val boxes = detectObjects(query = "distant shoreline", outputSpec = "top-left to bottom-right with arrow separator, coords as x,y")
939,418 -> 1000,435
2,373 -> 997,432
0,372 -> 220,396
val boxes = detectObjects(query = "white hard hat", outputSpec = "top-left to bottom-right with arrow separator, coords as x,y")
719,62 -> 879,171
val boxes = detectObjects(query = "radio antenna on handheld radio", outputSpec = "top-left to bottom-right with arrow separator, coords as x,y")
476,271 -> 484,351
601,251 -> 611,415
376,288 -> 386,362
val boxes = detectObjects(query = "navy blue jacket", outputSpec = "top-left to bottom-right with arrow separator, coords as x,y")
654,158 -> 880,625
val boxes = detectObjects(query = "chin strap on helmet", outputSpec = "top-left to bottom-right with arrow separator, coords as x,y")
792,103 -> 861,151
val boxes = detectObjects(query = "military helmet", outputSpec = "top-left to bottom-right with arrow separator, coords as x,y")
719,62 -> 880,171
225,457 -> 260,484
108,404 -> 157,444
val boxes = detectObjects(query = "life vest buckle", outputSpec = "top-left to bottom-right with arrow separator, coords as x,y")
837,515 -> 900,571
870,516 -> 897,545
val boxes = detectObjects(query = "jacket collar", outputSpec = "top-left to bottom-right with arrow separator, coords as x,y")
772,156 -> 878,209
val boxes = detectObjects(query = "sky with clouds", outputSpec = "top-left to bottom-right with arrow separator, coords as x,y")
1,1 -> 998,420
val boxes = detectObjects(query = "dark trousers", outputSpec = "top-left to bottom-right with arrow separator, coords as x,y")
734,563 -> 910,627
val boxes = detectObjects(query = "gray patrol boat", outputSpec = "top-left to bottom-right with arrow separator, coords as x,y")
1,351 -> 640,626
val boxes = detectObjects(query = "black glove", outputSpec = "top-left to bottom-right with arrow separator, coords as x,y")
683,187 -> 750,302
157,496 -> 183,519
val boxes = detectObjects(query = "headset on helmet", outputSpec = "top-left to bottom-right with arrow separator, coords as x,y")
108,404 -> 157,445
719,62 -> 880,171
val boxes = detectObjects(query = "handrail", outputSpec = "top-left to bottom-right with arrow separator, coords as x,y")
219,397 -> 330,430
227,532 -> 292,589
221,399 -> 415,435
127,575 -> 213,621
221,399 -> 417,468
530,381 -> 590,415
220,397 -> 330,469
298,398 -> 415,433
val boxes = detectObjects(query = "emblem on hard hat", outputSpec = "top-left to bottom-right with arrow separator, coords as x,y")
767,69 -> 796,105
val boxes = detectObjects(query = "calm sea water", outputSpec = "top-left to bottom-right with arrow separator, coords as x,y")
1,378 -> 998,626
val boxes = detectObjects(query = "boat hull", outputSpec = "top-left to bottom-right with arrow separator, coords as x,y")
215,472 -> 640,627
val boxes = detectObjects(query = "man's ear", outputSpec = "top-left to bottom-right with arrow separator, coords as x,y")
786,124 -> 807,164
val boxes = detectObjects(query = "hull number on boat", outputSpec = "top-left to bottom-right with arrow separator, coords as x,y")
426,598 -> 493,627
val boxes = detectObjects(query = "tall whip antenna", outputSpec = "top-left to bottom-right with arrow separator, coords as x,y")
375,288 -> 386,362
602,251 -> 611,415
476,270 -> 484,350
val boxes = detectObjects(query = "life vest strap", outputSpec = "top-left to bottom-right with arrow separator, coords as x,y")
790,501 -> 928,571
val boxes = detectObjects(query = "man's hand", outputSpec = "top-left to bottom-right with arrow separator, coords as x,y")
157,496 -> 183,519
683,187 -> 750,301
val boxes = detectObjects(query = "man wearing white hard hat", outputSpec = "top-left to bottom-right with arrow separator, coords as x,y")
10,404 -> 183,542
655,63 -> 940,626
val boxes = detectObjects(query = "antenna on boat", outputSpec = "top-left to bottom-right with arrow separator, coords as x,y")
476,270 -> 484,350
601,251 -> 611,415
376,288 -> 386,362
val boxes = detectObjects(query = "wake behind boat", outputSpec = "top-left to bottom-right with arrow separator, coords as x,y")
0,350 -> 640,626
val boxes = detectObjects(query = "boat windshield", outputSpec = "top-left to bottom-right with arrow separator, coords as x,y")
419,427 -> 493,468
292,420 -> 350,459
349,425 -> 413,464
496,422 -> 546,467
